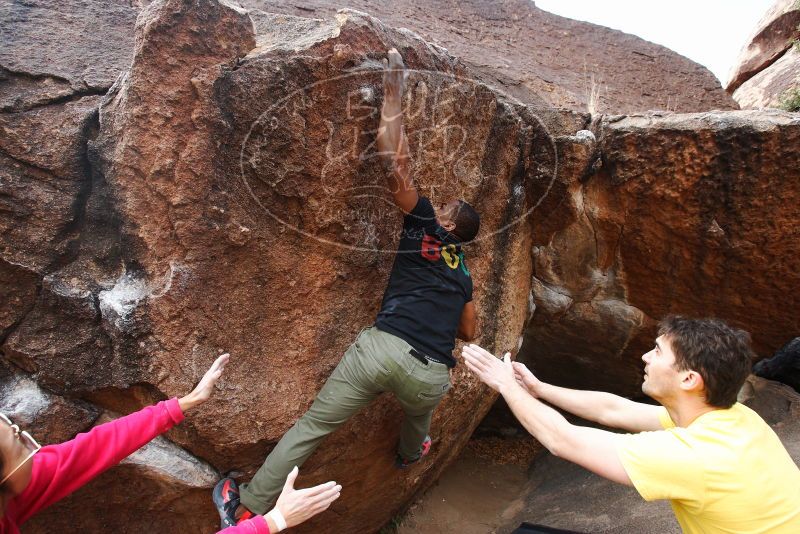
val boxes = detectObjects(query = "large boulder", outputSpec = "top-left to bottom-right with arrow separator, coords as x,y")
520,110 -> 800,396
734,46 -> 800,109
726,0 -> 800,93
0,0 -> 794,532
241,0 -> 737,114
3,0 -> 562,531
727,0 -> 800,109
0,0 -> 737,115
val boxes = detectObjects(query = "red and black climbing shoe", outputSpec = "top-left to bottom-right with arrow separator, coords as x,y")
395,435 -> 432,469
213,477 -> 253,528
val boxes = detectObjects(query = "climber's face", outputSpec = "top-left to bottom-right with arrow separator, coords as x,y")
434,200 -> 460,234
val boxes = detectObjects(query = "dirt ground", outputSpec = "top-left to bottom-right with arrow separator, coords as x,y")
395,432 -> 679,534
396,436 -> 543,534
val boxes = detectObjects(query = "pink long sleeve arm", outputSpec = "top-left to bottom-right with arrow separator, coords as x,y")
14,398 -> 184,524
219,515 -> 271,534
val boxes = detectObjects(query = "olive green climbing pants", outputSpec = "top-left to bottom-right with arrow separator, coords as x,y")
239,326 -> 451,514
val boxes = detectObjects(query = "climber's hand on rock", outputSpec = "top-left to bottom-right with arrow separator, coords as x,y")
273,466 -> 342,529
178,352 -> 229,412
512,362 -> 542,397
382,47 -> 406,103
463,344 -> 515,394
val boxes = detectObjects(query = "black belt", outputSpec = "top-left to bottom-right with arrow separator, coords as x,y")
409,348 -> 437,366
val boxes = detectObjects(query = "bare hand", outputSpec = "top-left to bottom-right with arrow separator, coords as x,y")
382,48 -> 406,103
274,466 -> 342,528
512,362 -> 541,396
178,353 -> 229,412
462,344 -> 515,393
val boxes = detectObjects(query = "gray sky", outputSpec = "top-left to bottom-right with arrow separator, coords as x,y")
534,0 -> 776,85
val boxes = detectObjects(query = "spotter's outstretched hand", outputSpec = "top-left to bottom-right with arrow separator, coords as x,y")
513,361 -> 542,397
179,352 -> 229,412
275,466 -> 342,528
462,344 -> 515,393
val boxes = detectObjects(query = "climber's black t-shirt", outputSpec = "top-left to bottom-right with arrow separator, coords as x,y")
374,197 -> 472,367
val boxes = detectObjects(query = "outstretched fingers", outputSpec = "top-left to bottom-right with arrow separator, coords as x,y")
292,481 -> 341,518
198,353 -> 230,389
463,352 -> 487,371
462,344 -> 496,368
465,343 -> 495,359
297,480 -> 338,499
464,358 -> 483,377
309,483 -> 342,509
209,353 -> 229,375
387,47 -> 405,69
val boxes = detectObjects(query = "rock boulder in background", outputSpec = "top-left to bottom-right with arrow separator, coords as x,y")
521,111 -> 800,396
735,46 -> 800,109
728,0 -> 800,109
244,0 -> 737,114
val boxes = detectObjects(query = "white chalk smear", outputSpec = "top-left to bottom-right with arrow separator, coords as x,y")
99,262 -> 186,328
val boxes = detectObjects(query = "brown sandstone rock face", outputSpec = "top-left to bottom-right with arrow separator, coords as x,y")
0,0 -> 137,111
520,110 -> 800,396
0,1 -> 791,533
0,0 -> 738,116
734,46 -> 800,109
726,0 -> 800,93
4,0 -> 556,531
728,0 -> 800,109
0,362 -> 99,444
242,0 -> 737,114
0,0 -> 135,377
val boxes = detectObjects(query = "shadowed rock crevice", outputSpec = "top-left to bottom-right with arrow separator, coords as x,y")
0,66 -> 110,112
46,109 -> 102,273
754,338 -> 800,393
0,146 -> 56,176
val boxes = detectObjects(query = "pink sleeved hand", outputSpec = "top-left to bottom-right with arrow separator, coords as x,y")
218,515 -> 271,534
14,398 -> 185,523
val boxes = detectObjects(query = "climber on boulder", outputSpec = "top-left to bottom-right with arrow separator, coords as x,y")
213,47 -> 481,527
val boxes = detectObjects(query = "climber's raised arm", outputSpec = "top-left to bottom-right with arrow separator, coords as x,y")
377,48 -> 418,214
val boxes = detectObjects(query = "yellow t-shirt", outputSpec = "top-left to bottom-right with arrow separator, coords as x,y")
618,403 -> 800,534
